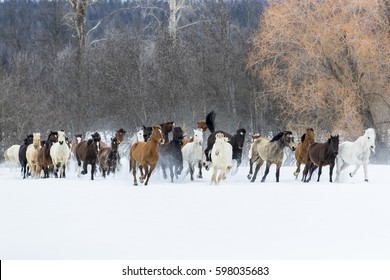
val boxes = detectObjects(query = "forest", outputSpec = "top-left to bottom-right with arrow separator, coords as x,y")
1,0 -> 390,163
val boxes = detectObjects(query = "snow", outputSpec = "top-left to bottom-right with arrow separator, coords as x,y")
1,160 -> 390,260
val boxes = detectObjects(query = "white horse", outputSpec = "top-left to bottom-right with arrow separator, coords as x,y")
182,129 -> 203,181
50,130 -> 70,178
211,132 -> 233,184
335,128 -> 376,182
4,144 -> 21,169
26,133 -> 41,178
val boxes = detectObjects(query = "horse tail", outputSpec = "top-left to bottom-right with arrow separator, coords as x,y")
205,110 -> 216,133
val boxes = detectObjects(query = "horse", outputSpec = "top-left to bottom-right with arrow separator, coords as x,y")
247,133 -> 261,180
4,144 -> 21,170
26,132 -> 41,178
50,130 -> 70,178
18,134 -> 34,179
38,131 -> 59,178
211,132 -> 233,184
159,127 -> 185,182
203,111 -> 246,173
142,125 -> 153,142
75,132 -> 101,180
302,135 -> 339,183
182,129 -> 204,181
335,128 -> 376,182
248,131 -> 296,183
98,136 -> 119,178
293,128 -> 315,180
129,125 -> 165,186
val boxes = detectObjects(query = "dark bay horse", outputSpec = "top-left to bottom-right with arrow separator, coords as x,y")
38,131 -> 59,178
130,125 -> 165,186
98,136 -> 119,178
159,127 -> 185,182
18,134 -> 34,179
75,132 -> 101,180
302,135 -> 339,183
248,131 -> 296,183
143,122 -> 174,143
293,128 -> 315,180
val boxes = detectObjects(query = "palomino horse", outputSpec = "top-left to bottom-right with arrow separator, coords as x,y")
159,127 -> 185,182
302,135 -> 339,183
26,132 -> 41,178
75,132 -> 101,180
335,128 -> 376,182
50,130 -> 70,178
18,134 -> 34,179
211,132 -> 233,184
293,128 -> 315,180
38,131 -> 59,178
129,125 -> 164,186
98,136 -> 119,178
182,129 -> 204,181
248,131 -> 296,183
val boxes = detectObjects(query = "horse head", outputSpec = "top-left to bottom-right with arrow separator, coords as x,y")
111,137 -> 118,152
57,131 -> 66,145
193,129 -> 203,146
47,131 -> 59,144
365,128 -> 376,153
32,133 -> 41,148
197,120 -> 208,132
173,127 -> 185,145
116,128 -> 126,144
91,132 -> 101,152
271,131 -> 296,151
328,134 -> 339,156
143,125 -> 153,142
151,125 -> 165,145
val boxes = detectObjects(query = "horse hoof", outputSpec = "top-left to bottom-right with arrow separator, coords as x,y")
260,179 -> 265,183
349,172 -> 353,177
197,174 -> 202,179
247,174 -> 252,180
364,179 -> 369,182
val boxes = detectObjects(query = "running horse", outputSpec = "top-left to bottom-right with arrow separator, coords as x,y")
129,125 -> 165,186
75,132 -> 101,180
293,128 -> 315,180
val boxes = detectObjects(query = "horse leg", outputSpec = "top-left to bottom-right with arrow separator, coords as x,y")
204,147 -> 212,171
138,165 -> 145,183
130,159 -> 138,186
276,163 -> 281,182
317,165 -> 323,182
261,162 -> 271,182
349,164 -> 361,178
363,161 -> 369,182
247,157 -> 254,180
197,161 -> 203,178
329,163 -> 335,182
169,165 -> 174,183
144,165 -> 155,186
250,158 -> 263,183
294,160 -> 301,179
91,163 -> 95,180
211,167 -> 218,184
189,163 -> 194,181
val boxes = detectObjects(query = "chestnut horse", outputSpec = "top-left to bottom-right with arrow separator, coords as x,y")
293,128 -> 315,180
129,125 -> 165,186
302,135 -> 339,183
38,131 -> 59,178
75,132 -> 101,180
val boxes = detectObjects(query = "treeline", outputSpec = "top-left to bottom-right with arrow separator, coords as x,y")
0,0 -> 274,157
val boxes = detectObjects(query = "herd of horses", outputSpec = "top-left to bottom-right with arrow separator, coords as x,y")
3,111 -> 377,185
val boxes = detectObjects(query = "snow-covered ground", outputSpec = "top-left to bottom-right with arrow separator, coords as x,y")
1,160 -> 390,260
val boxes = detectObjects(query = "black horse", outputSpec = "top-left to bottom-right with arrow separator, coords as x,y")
18,134 -> 34,179
75,132 -> 101,180
159,127 -> 184,182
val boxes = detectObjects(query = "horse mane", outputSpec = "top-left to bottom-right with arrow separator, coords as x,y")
270,131 -> 292,142
205,111 -> 216,133
301,133 -> 306,142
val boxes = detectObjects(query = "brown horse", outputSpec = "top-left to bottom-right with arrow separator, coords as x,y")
293,128 -> 315,180
98,136 -> 119,178
142,122 -> 174,143
38,131 -> 59,178
75,132 -> 101,180
129,125 -> 165,186
302,135 -> 339,183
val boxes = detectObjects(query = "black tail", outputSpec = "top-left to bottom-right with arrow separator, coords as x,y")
205,111 -> 216,133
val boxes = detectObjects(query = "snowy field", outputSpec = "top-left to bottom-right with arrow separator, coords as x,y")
1,160 -> 390,260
